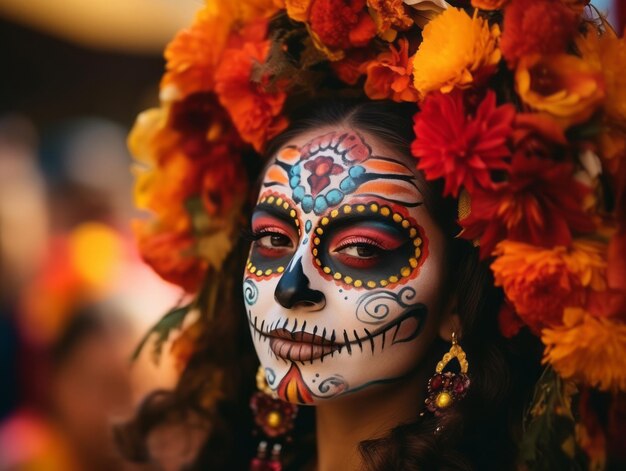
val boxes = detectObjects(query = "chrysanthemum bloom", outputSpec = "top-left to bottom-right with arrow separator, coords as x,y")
500,0 -> 578,67
368,0 -> 413,41
412,89 -> 515,197
364,39 -> 419,102
491,240 -> 607,332
515,54 -> 605,129
461,153 -> 595,258
542,307 -> 626,392
472,0 -> 509,10
308,0 -> 376,51
332,49 -> 373,85
215,30 -> 288,152
412,7 -> 501,96
577,28 -> 626,125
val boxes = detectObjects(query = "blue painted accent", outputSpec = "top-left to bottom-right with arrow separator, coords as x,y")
291,163 -> 301,176
289,176 -> 300,189
302,237 -> 309,245
326,189 -> 343,206
339,177 -> 356,192
302,195 -> 314,213
349,165 -> 365,178
305,220 -> 312,233
293,185 -> 305,202
314,195 -> 328,214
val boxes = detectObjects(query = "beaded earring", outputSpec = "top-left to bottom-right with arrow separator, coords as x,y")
249,366 -> 298,471
425,332 -> 471,415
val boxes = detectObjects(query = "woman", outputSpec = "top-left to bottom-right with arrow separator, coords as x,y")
119,1 -> 626,470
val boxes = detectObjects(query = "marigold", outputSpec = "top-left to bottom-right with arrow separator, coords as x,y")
215,35 -> 288,152
412,90 -> 515,197
500,0 -> 578,67
364,39 -> 419,102
412,7 -> 501,96
160,6 -> 232,99
491,240 -> 607,333
135,222 -> 207,293
461,153 -> 595,257
515,54 -> 605,129
308,0 -> 376,51
577,28 -> 626,125
542,307 -> 626,392
281,0 -> 313,22
472,0 -> 509,9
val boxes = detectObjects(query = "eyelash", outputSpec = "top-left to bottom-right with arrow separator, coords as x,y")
333,236 -> 387,252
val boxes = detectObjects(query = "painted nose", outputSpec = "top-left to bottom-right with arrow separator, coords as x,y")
274,258 -> 326,311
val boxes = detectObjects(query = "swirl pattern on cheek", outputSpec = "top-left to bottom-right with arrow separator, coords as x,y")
356,287 -> 418,325
243,278 -> 259,306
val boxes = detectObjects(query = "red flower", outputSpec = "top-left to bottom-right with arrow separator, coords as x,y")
135,223 -> 207,293
411,90 -> 515,197
461,153 -> 595,258
500,0 -> 578,67
309,0 -> 376,50
304,155 -> 344,195
498,301 -> 525,338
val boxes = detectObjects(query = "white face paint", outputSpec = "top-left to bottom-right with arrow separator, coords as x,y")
243,128 -> 447,404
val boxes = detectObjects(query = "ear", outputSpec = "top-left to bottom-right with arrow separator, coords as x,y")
438,312 -> 461,342
438,298 -> 461,342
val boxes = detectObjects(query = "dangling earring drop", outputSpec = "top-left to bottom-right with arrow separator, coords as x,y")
425,332 -> 470,415
249,365 -> 298,471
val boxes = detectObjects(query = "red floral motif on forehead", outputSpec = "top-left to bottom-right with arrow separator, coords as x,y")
300,131 -> 372,163
303,156 -> 344,196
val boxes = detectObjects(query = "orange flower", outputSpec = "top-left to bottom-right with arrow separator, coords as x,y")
577,27 -> 626,125
161,6 -> 231,99
135,222 -> 207,293
364,38 -> 419,102
492,240 -> 606,333
472,0 -> 509,9
214,28 -> 288,152
170,319 -> 204,374
281,0 -> 313,22
412,8 -> 501,96
515,54 -> 605,129
368,0 -> 413,41
542,307 -> 626,392
332,49 -> 372,85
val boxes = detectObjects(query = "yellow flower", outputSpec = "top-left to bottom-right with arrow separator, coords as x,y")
278,0 -> 312,22
542,307 -> 626,392
412,8 -> 501,97
368,0 -> 413,41
577,27 -> 626,125
515,53 -> 605,128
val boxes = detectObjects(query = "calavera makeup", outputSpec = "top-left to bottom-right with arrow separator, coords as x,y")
243,128 -> 448,404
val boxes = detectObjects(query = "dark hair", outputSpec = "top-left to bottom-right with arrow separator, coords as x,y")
116,99 -> 542,470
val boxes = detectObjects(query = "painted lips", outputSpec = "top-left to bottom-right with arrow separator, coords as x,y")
268,328 -> 339,361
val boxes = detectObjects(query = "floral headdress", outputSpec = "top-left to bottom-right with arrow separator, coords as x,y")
131,0 -> 626,466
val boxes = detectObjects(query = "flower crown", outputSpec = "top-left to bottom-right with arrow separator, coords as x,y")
131,0 -> 626,465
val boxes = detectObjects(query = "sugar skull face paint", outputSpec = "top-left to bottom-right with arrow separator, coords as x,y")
244,128 -> 448,404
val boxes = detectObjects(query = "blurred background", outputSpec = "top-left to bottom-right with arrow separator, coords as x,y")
0,0 -> 623,470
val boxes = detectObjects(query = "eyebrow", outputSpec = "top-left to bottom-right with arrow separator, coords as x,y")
252,201 -> 298,226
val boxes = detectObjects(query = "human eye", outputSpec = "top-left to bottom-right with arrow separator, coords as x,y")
329,226 -> 406,269
250,213 -> 297,259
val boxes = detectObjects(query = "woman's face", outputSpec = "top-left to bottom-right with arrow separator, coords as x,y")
244,127 -> 448,404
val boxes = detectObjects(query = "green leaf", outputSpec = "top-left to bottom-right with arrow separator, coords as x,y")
518,366 -> 588,471
131,303 -> 192,363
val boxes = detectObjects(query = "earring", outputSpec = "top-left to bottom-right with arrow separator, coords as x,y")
425,332 -> 471,415
249,365 -> 298,471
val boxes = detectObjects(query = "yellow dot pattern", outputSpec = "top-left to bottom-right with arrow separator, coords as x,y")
311,203 -> 424,289
247,194 -> 301,278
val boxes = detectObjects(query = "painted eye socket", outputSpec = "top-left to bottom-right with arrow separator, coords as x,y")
252,228 -> 295,258
329,227 -> 406,269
